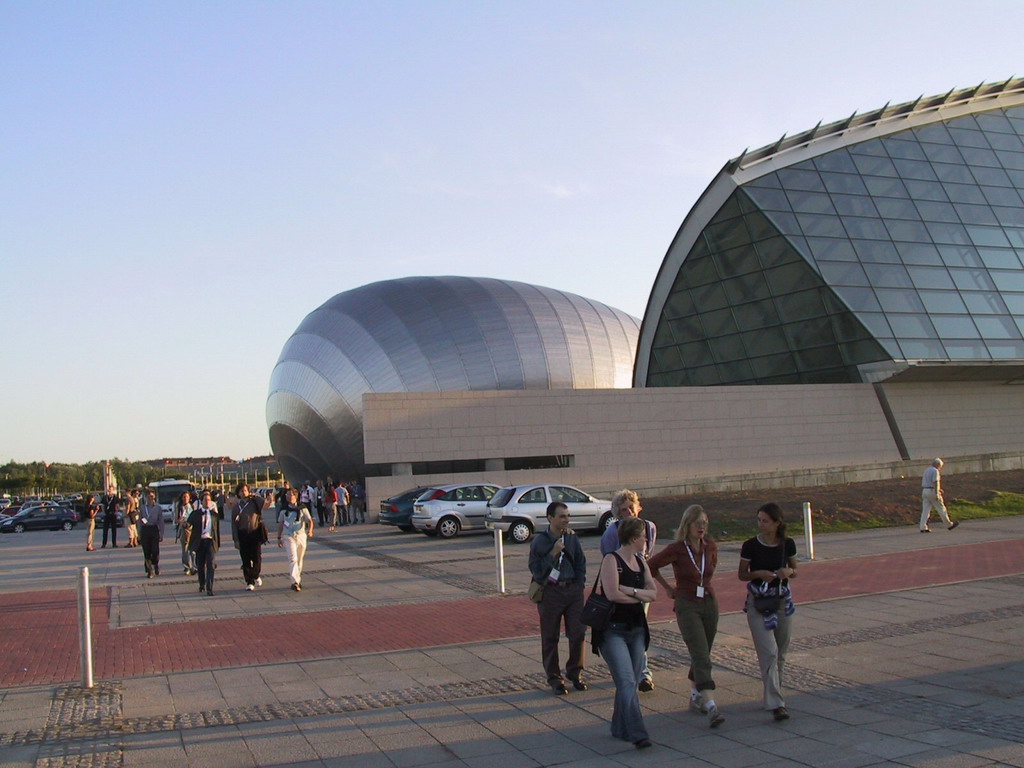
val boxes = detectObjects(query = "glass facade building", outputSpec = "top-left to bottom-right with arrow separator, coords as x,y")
267,276 -> 639,482
636,79 -> 1024,387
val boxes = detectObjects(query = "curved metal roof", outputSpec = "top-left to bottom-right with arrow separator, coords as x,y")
267,276 -> 639,481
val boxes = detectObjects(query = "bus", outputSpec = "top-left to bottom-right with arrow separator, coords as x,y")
148,479 -> 197,522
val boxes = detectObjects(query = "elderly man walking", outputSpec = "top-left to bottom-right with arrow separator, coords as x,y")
921,458 -> 959,533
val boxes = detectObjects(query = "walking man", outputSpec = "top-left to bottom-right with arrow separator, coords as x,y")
186,490 -> 221,595
921,458 -> 959,533
529,501 -> 588,696
139,489 -> 165,578
232,483 -> 267,591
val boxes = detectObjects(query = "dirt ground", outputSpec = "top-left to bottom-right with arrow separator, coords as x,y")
640,468 -> 1024,541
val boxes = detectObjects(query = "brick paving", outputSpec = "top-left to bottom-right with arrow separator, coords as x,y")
3,534 -> 1024,688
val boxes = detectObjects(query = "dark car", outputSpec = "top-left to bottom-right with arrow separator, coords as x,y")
378,486 -> 432,531
0,505 -> 79,533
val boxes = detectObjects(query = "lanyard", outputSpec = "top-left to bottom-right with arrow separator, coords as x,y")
684,541 -> 705,586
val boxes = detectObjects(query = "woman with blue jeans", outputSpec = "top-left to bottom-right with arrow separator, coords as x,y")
596,516 -> 658,750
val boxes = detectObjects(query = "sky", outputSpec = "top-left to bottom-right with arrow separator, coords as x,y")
3,1 -> 1023,464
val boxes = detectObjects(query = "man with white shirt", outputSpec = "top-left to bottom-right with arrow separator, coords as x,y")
921,458 -> 959,533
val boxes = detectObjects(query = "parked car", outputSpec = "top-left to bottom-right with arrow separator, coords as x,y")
484,483 -> 614,543
0,505 -> 79,533
411,483 -> 501,538
17,500 -> 68,515
378,486 -> 432,531
0,498 -> 12,511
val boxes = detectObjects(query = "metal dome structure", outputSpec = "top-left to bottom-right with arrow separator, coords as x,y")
637,77 -> 1024,388
268,276 -> 640,482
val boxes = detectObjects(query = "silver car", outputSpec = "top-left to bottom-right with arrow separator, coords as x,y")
411,483 -> 501,539
484,484 -> 614,543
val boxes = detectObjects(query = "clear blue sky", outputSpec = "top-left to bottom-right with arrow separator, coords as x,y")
3,1 -> 1022,463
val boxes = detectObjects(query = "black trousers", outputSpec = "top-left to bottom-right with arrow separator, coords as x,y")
101,515 -> 118,547
538,582 -> 586,685
140,526 -> 160,575
195,539 -> 216,591
237,531 -> 262,585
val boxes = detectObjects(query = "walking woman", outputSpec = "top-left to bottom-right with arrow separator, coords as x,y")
175,491 -> 197,575
738,502 -> 798,722
649,504 -> 724,727
231,483 -> 267,591
596,516 -> 658,750
278,488 -> 314,591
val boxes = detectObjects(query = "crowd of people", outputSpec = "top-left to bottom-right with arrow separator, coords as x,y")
80,478 -> 366,595
529,490 -> 800,751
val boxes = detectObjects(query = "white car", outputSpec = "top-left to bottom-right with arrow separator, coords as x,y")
484,483 -> 614,543
411,483 -> 501,538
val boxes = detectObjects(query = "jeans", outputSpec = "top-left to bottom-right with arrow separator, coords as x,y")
140,526 -> 161,575
600,622 -> 649,744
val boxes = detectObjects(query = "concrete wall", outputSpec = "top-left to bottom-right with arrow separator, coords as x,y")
881,381 -> 1024,459
363,384 -> 905,510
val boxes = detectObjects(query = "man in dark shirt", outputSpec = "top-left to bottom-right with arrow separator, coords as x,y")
100,490 -> 120,548
529,501 -> 588,695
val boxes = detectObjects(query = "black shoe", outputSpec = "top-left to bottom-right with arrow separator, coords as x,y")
147,573 -> 154,579
551,682 -> 569,696
154,566 -> 159,575
948,520 -> 960,530
635,739 -> 652,750
773,706 -> 790,721
206,588 -> 214,596
570,677 -> 588,691
638,678 -> 654,692
199,586 -> 205,593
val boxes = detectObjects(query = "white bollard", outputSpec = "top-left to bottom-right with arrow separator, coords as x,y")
78,567 -> 94,688
494,526 -> 506,594
802,502 -> 815,561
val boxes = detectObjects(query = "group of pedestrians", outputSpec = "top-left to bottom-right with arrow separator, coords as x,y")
529,489 -> 798,750
285,478 -> 366,532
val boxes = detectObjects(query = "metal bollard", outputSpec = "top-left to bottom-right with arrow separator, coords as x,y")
493,527 -> 506,594
78,567 -> 94,688
802,502 -> 815,561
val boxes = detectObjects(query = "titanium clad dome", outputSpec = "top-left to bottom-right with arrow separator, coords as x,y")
637,78 -> 1024,388
268,276 -> 640,482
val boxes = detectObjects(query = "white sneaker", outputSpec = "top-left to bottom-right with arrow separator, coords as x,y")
255,577 -> 263,587
690,692 -> 704,713
246,584 -> 255,591
707,703 -> 725,728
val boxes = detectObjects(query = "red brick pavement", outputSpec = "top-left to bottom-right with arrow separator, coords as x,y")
4,537 -> 1023,688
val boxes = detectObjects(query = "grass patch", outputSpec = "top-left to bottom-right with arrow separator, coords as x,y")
948,491 -> 1024,520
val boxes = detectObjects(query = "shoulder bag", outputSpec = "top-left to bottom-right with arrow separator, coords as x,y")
753,541 -> 788,615
580,571 -> 614,630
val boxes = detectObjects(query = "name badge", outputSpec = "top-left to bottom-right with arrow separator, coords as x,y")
695,585 -> 705,599
547,568 -> 561,584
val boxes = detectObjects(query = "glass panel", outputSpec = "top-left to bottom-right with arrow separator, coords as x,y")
700,307 -> 738,336
852,154 -> 898,177
723,274 -> 773,305
898,338 -> 948,358
774,289 -> 826,322
990,270 -> 1024,291
663,290 -> 696,319
885,219 -> 932,241
652,345 -> 684,372
785,321 -> 836,348
863,264 -> 913,288
903,179 -> 948,201
813,150 -> 857,173
751,352 -> 797,378
994,206 -> 1024,226
908,266 -> 955,289
777,168 -> 825,192
765,262 -> 813,295
915,200 -> 959,222
849,138 -> 888,156
835,286 -> 882,311
972,316 -> 1018,338
863,175 -> 909,198
942,339 -> 991,358
931,316 -> 980,338
938,244 -> 983,267
806,237 -> 857,261
887,314 -> 938,338
982,186 -> 1023,207
883,138 -> 926,160
986,340 -> 1024,357
995,147 -> 1024,166
831,194 -> 878,216
948,128 -> 992,149
976,112 -> 1015,133
915,123 -> 953,144
710,333 -> 748,362
684,255 -> 720,287
990,131 -> 1024,150
944,184 -> 987,204
678,339 -> 714,365
830,312 -> 871,343
746,186 -> 792,211
744,211 -> 779,241
972,166 -> 1013,187
895,242 -> 942,265
893,158 -> 938,180
860,312 -> 895,338
818,261 -> 870,286
716,245 -> 762,276
1001,228 -> 1024,247
821,172 -> 868,195
690,282 -> 730,310
705,218 -> 751,250
797,213 -> 847,237
933,163 -> 974,184
954,203 -> 998,225
741,326 -> 789,355
716,359 -> 755,382
949,268 -> 996,291
921,143 -> 963,164
793,345 -> 844,370
966,225 -> 1011,247
1002,293 -> 1024,313
765,210 -> 803,236
843,217 -> 889,239
918,289 -> 968,314
959,146 -> 1001,167
925,222 -> 971,245
873,197 -> 920,219
978,248 -> 1023,271
755,236 -> 801,268
852,240 -> 901,263
875,289 -> 924,312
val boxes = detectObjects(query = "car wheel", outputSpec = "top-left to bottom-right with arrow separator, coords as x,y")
398,524 -> 415,532
62,521 -> 74,531
599,512 -> 614,531
14,523 -> 26,533
437,516 -> 461,539
508,520 -> 533,544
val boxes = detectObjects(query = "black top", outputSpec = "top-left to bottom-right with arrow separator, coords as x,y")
740,535 -> 796,586
607,552 -> 647,627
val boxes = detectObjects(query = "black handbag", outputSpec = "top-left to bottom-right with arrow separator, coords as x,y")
753,546 -> 787,614
580,576 -> 614,630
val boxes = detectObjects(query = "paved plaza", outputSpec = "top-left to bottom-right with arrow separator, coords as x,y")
2,514 -> 1024,767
